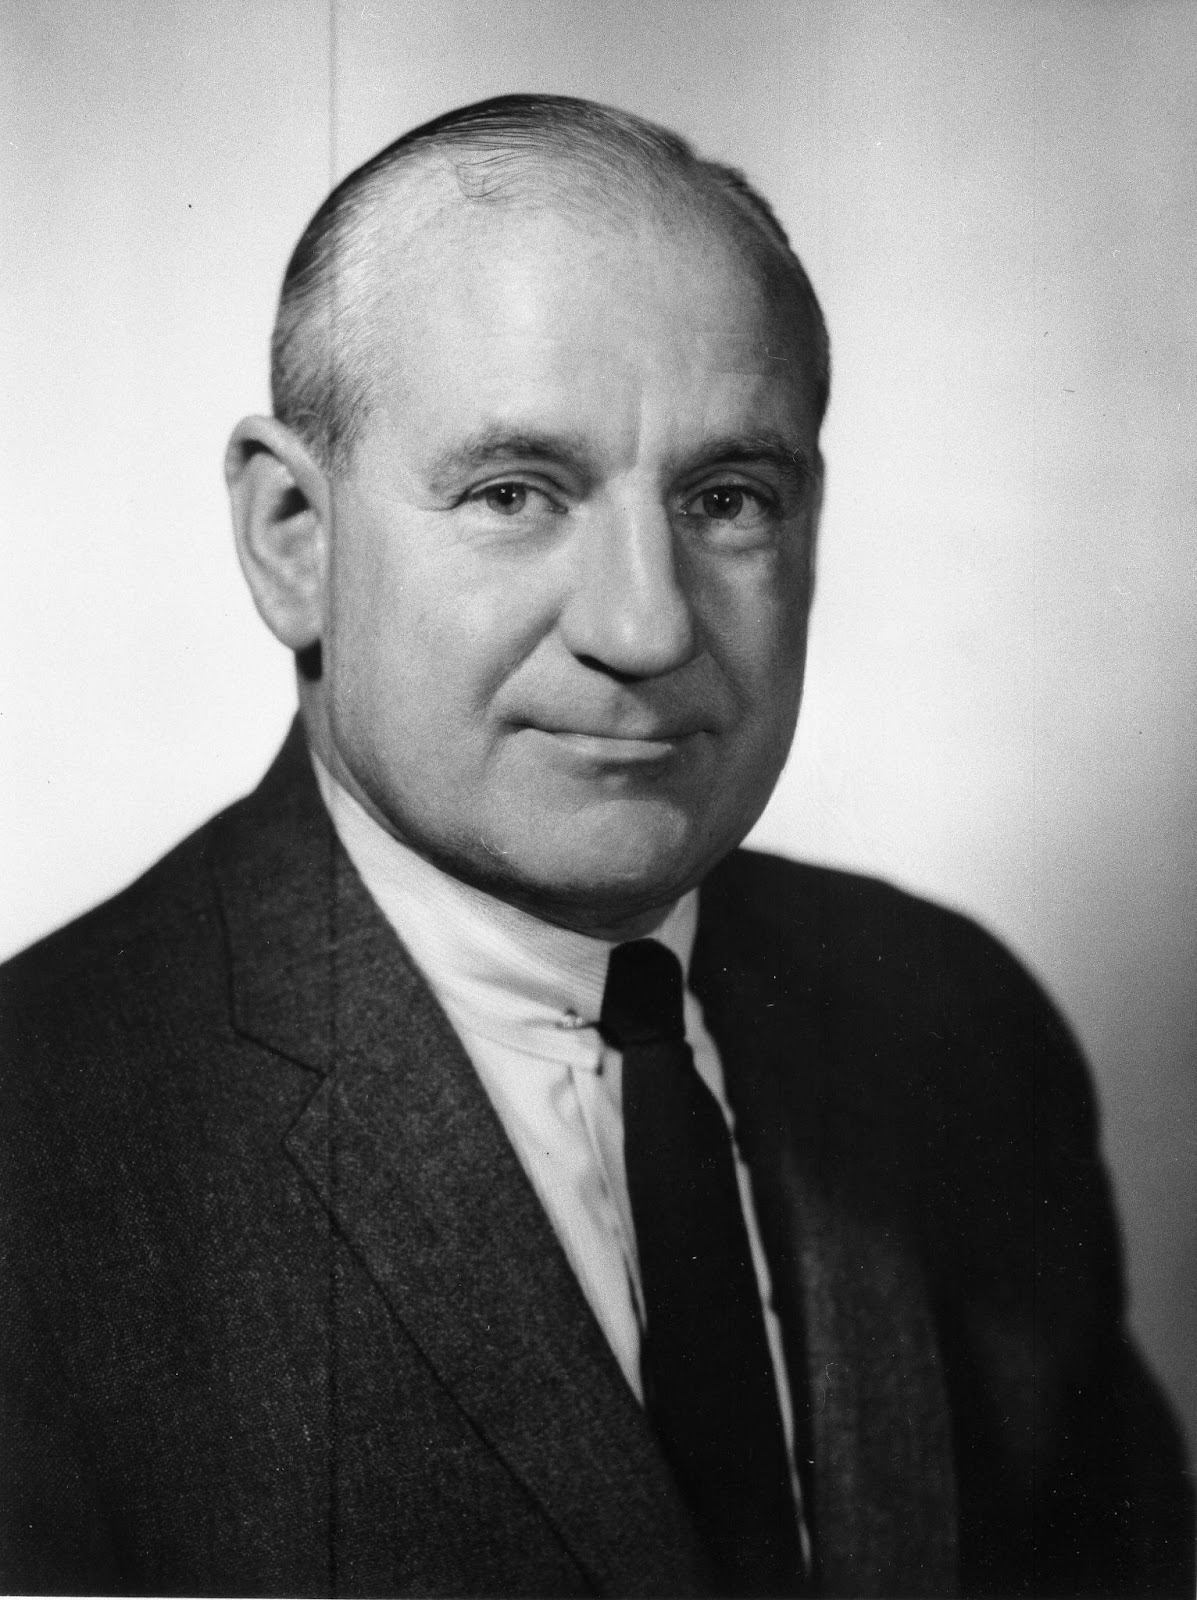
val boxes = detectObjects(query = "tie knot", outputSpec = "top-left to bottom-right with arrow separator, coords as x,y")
599,939 -> 687,1049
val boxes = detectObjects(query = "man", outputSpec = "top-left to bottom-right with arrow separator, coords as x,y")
1,94 -> 1191,1597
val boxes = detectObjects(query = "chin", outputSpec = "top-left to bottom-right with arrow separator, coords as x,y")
482,797 -> 731,930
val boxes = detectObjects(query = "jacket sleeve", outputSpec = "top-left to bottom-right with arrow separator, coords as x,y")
0,1374 -> 122,1595
920,905 -> 1195,1597
0,958 -> 124,1594
1029,1018 -> 1193,1597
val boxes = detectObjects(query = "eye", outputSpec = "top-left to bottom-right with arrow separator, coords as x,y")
697,486 -> 747,521
680,482 -> 777,532
480,482 -> 530,515
467,480 -> 567,522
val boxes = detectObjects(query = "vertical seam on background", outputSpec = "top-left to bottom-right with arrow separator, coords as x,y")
326,9 -> 340,1594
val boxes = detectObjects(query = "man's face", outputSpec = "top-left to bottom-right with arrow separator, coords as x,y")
315,197 -> 821,936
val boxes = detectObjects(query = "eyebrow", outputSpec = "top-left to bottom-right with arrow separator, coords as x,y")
423,426 -> 815,494
424,429 -> 595,494
677,432 -> 815,489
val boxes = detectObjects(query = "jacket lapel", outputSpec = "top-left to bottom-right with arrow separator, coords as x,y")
212,730 -> 708,1597
215,730 -> 958,1595
693,874 -> 959,1597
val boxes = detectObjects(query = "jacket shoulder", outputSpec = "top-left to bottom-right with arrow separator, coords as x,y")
703,846 -> 1057,1037
0,720 -> 313,1026
0,724 -> 322,1200
2,816 -> 218,1004
699,846 -> 1104,1274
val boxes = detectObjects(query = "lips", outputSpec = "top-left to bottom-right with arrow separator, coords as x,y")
530,722 -> 706,741
542,730 -> 686,759
517,724 -> 711,771
502,667 -> 731,751
517,710 -> 712,742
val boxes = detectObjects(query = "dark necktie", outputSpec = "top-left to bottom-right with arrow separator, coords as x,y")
600,939 -> 803,1598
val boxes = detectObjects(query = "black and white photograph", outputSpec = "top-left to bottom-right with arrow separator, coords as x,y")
2,3 -> 1194,1594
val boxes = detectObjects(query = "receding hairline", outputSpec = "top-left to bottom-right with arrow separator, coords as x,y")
270,94 -> 831,472
311,147 -> 814,327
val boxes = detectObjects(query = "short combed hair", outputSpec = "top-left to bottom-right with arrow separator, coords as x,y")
271,93 -> 831,473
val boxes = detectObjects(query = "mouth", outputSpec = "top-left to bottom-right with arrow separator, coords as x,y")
523,726 -> 707,768
544,731 -> 684,762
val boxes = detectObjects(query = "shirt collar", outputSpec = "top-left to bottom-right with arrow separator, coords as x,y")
312,754 -> 698,1063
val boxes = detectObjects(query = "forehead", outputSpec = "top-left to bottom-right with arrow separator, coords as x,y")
357,188 -> 818,456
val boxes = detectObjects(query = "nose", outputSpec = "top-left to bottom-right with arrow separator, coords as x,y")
559,493 -> 697,680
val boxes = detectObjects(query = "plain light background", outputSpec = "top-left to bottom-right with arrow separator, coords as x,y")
3,0 -> 1194,1453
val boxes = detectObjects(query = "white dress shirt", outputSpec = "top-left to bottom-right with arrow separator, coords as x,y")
314,758 -> 809,1561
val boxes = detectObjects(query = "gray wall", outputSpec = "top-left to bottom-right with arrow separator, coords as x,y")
3,0 -> 1194,1454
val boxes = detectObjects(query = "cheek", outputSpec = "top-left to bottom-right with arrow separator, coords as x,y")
700,552 -> 810,715
329,528 -> 553,727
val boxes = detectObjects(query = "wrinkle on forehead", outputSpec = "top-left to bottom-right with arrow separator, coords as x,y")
383,205 -> 793,365
326,160 -> 819,477
362,152 -> 798,325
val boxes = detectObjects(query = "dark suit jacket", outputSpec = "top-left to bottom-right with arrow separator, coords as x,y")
1,725 -> 1191,1597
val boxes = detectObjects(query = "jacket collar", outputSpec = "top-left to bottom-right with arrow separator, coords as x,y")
211,722 -> 958,1596
210,722 -> 710,1595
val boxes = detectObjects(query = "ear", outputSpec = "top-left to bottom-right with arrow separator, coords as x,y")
225,416 -> 330,653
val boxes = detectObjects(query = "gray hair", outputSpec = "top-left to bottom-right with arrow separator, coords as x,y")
271,93 -> 830,474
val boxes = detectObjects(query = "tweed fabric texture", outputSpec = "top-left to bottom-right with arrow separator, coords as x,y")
1,722 -> 1191,1596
